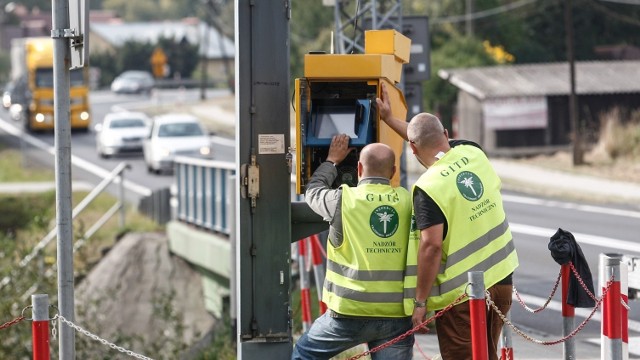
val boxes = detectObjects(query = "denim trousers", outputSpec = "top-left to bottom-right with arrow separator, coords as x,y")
291,312 -> 414,360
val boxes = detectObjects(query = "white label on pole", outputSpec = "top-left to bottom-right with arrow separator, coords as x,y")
258,134 -> 285,154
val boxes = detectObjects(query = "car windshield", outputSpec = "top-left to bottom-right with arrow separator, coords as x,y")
121,72 -> 150,81
109,118 -> 147,129
157,122 -> 204,137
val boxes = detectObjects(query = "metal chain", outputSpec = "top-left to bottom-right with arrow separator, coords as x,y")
54,315 -> 155,360
568,262 -> 599,302
513,267 -> 562,313
621,298 -> 630,311
487,276 -> 614,346
348,292 -> 468,360
0,316 -> 25,331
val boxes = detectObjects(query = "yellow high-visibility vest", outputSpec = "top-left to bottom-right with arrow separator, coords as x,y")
323,183 -> 412,317
413,145 -> 519,310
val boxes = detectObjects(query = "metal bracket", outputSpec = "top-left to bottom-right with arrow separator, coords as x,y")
240,154 -> 260,209
51,28 -> 79,39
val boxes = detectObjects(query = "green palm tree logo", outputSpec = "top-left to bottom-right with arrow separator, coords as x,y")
456,171 -> 484,201
369,205 -> 399,238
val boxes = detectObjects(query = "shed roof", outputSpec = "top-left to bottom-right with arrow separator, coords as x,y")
91,21 -> 235,59
438,60 -> 640,100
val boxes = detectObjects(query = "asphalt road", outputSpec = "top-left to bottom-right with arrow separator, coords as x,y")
1,89 -> 639,355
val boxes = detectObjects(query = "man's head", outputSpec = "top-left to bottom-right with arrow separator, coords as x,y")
358,143 -> 396,180
407,113 -> 450,168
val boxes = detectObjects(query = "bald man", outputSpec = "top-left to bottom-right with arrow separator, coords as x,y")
376,83 -> 519,360
293,134 -> 415,360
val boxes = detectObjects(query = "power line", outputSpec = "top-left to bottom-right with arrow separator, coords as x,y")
431,0 -> 539,25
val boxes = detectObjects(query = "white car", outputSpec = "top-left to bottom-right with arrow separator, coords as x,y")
143,114 -> 213,174
95,112 -> 151,158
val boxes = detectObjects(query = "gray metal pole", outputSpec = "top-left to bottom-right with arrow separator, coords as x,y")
499,312 -> 513,359
563,313 -> 575,360
32,293 -> 50,321
229,174 -> 237,342
52,0 -> 75,357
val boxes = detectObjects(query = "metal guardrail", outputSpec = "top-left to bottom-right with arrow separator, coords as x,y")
0,162 -> 130,292
174,156 -> 235,235
173,157 -> 306,236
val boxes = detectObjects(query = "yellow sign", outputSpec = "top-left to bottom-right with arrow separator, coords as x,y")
150,47 -> 167,78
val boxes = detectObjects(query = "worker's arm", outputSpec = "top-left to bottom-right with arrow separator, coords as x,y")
305,134 -> 353,222
376,82 -> 409,141
412,224 -> 443,330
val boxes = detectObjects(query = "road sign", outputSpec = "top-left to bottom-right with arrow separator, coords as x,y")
151,47 -> 168,78
68,0 -> 89,68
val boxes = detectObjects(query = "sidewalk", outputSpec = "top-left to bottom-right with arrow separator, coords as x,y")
412,331 -> 603,360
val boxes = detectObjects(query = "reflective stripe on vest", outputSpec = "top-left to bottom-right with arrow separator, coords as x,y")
324,183 -> 412,317
413,145 -> 519,310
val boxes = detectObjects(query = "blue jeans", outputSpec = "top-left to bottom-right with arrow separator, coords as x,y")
291,312 -> 414,360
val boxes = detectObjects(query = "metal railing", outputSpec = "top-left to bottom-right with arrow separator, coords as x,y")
0,162 -> 130,291
174,156 -> 235,235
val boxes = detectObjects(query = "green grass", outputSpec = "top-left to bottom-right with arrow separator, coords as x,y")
0,147 -> 54,181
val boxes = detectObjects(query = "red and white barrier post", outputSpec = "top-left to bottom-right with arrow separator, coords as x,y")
561,263 -> 576,360
309,234 -> 327,315
31,294 -> 50,360
601,253 -> 625,360
298,238 -> 313,332
499,312 -> 514,360
468,271 -> 488,360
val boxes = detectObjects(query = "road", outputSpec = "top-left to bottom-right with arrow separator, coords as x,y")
1,89 -> 639,355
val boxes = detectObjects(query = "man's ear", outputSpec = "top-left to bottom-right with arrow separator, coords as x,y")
444,128 -> 449,140
409,141 -> 418,154
389,165 -> 396,180
357,161 -> 363,178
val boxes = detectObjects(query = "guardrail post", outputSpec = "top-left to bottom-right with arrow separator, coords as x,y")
561,263 -> 575,360
118,167 -> 125,228
32,294 -> 50,360
468,271 -> 488,360
602,254 -> 623,360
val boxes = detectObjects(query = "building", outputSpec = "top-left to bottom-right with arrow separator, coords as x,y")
90,18 -> 235,83
438,61 -> 640,156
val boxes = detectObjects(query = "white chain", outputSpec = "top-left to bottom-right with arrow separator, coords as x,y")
54,315 -> 155,360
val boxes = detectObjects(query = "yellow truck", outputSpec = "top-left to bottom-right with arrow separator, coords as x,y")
10,37 -> 90,132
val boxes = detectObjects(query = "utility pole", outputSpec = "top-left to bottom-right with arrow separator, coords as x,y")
52,0 -> 75,357
235,0 -> 292,358
564,0 -> 583,165
466,0 -> 474,37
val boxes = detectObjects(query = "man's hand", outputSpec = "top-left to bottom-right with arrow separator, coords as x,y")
411,306 -> 430,334
326,134 -> 353,165
375,82 -> 393,124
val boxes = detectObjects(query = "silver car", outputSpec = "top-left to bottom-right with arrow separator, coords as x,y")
95,112 -> 151,158
110,70 -> 155,94
143,114 -> 213,174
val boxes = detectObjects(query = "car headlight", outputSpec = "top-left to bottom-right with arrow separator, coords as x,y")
199,146 -> 211,156
35,113 -> 45,122
80,111 -> 90,121
160,148 -> 172,157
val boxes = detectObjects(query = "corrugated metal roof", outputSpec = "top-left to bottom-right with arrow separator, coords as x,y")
91,21 -> 235,59
438,61 -> 640,100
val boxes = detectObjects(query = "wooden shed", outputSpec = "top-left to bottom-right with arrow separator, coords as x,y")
438,61 -> 640,156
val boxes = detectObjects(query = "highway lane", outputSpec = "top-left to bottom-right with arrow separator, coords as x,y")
2,90 -> 639,351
